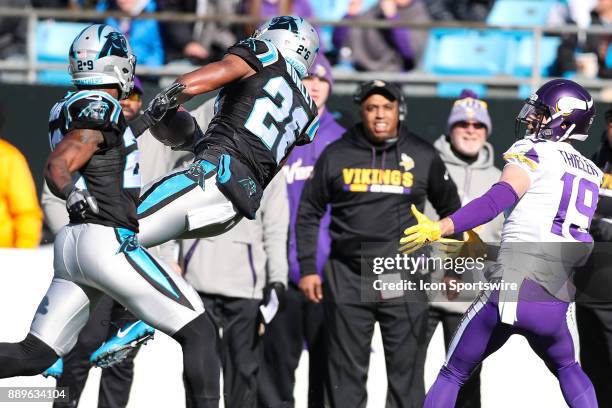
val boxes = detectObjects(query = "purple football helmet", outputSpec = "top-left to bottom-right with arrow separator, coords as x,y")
516,79 -> 595,142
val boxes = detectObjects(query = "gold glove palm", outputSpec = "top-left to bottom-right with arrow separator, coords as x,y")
399,205 -> 443,255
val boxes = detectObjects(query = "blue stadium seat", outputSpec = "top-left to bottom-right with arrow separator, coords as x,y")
36,21 -> 89,85
423,29 -> 513,76
509,35 -> 561,76
486,0 -> 556,27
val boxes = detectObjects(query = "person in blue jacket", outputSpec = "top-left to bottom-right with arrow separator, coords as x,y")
97,0 -> 165,67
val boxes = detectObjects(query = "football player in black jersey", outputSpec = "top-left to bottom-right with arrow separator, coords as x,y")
131,16 -> 321,248
91,18 -> 320,366
0,25 -> 218,408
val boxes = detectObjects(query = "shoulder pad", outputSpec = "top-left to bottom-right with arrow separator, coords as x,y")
503,139 -> 540,170
228,38 -> 279,70
63,90 -> 122,131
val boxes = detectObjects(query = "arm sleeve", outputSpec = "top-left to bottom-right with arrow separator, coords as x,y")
261,173 -> 289,287
41,181 -> 69,236
296,150 -> 332,276
7,150 -> 42,247
427,153 -> 462,218
449,181 -> 519,235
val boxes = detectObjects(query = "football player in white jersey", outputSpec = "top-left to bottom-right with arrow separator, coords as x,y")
400,79 -> 601,408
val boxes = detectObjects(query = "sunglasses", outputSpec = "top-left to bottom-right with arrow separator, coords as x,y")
455,121 -> 486,130
127,93 -> 142,102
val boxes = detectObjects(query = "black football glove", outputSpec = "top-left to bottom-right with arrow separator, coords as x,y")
66,188 -> 99,219
130,82 -> 186,137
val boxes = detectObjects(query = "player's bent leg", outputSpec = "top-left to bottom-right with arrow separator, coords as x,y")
77,225 -> 205,335
425,289 -> 512,408
518,280 -> 597,408
0,277 -> 98,378
137,159 -> 240,248
74,224 -> 215,406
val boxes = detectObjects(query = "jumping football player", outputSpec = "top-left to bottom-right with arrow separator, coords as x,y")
94,16 -> 321,365
400,79 -> 600,408
131,15 -> 320,248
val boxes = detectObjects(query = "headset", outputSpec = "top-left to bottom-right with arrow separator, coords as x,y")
353,80 -> 407,122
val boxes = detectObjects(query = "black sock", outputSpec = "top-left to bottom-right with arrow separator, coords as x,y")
0,334 -> 58,378
172,313 -> 220,408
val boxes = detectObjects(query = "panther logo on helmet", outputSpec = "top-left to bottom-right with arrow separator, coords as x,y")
267,16 -> 300,34
253,16 -> 319,79
99,31 -> 130,58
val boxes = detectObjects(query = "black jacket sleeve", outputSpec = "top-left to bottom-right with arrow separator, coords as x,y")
296,149 -> 332,276
427,153 -> 461,218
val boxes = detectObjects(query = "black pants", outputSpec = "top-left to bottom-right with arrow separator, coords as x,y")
324,258 -> 429,408
576,303 -> 612,407
424,306 -> 481,408
53,295 -> 139,408
258,283 -> 327,408
200,294 -> 261,408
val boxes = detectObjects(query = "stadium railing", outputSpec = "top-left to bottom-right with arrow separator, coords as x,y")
1,7 -> 612,100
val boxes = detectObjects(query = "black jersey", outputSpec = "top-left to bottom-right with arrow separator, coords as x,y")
197,38 -> 320,187
48,90 -> 141,232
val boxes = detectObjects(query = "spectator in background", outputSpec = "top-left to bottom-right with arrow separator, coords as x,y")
244,0 -> 317,39
574,104 -> 612,407
158,0 -> 240,64
42,77 -> 185,408
297,80 -> 461,408
422,90 -> 503,408
0,0 -> 29,60
180,163 -> 289,408
553,0 -> 612,79
425,0 -> 494,22
332,0 -> 431,72
97,0 -> 165,67
0,106 -> 42,248
258,54 -> 344,408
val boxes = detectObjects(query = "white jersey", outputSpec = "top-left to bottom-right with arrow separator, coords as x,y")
501,138 -> 603,243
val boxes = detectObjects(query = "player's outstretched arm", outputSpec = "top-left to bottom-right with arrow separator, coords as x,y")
130,55 -> 255,138
45,129 -> 103,199
175,54 -> 256,99
400,165 -> 530,254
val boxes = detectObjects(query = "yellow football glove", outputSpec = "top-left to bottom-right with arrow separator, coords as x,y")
399,205 -> 443,255
436,229 -> 486,259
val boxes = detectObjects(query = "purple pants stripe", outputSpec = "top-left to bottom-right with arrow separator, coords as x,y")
424,279 -> 597,408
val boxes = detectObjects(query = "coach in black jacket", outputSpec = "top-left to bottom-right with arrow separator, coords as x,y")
296,80 -> 461,408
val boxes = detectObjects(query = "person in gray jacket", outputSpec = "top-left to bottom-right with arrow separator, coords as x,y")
423,89 -> 503,408
180,169 -> 289,408
41,77 -> 189,408
332,0 -> 431,72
